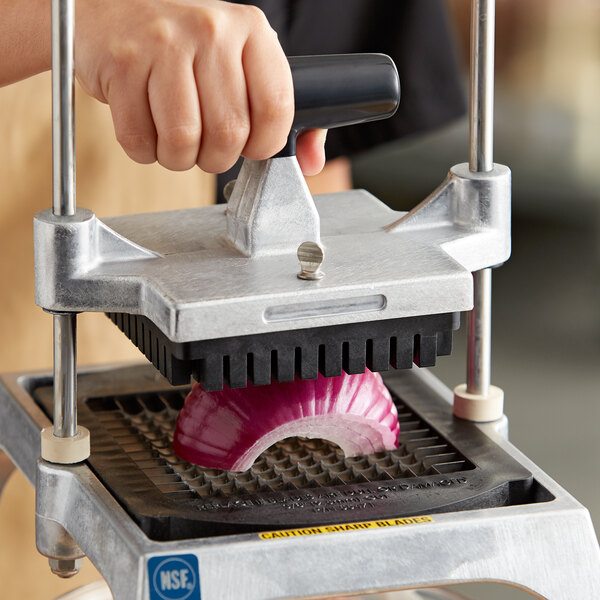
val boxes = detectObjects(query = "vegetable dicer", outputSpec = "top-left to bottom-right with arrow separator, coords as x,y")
1,1 -> 599,599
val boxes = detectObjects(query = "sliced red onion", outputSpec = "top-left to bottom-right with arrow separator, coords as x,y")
173,370 -> 399,472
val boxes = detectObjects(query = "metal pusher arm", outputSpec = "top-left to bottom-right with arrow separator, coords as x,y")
227,53 -> 400,257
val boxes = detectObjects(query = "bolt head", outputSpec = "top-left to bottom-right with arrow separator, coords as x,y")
49,557 -> 83,579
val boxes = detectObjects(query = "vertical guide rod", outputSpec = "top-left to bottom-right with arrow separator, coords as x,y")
52,0 -> 78,438
466,0 -> 495,396
52,0 -> 75,218
469,0 -> 495,173
53,314 -> 77,438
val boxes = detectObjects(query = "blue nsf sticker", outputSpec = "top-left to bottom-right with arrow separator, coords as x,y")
148,554 -> 201,600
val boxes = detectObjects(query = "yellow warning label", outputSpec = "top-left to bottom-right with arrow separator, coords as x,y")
258,516 -> 434,540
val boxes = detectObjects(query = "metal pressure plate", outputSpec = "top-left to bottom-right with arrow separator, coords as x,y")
34,160 -> 511,345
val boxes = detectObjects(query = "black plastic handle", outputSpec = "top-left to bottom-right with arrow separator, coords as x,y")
280,53 -> 401,156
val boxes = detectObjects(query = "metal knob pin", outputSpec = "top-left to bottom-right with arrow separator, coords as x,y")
297,241 -> 324,280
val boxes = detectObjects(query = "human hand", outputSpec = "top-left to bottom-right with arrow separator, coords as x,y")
296,129 -> 327,176
75,0 -> 325,174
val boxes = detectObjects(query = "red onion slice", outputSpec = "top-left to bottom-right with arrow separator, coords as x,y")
173,370 -> 399,472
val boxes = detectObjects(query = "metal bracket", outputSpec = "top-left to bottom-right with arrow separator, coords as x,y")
36,491 -> 85,579
34,208 -> 161,311
387,163 -> 511,272
226,157 -> 321,256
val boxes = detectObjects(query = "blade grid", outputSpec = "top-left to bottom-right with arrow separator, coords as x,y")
87,388 -> 475,500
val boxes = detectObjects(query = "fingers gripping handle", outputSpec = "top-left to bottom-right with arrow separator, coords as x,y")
227,53 -> 399,257
281,53 -> 401,156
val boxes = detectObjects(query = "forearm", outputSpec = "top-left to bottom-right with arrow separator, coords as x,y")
0,0 -> 51,87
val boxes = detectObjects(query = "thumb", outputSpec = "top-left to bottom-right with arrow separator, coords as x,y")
295,129 -> 327,176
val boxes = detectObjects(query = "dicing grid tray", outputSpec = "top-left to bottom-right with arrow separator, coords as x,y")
34,368 -> 540,541
88,390 -> 475,494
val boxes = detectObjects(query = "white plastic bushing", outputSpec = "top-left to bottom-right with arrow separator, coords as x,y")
453,384 -> 504,422
41,427 -> 91,464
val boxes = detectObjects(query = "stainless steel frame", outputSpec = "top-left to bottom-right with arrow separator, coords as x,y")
1,365 -> 599,600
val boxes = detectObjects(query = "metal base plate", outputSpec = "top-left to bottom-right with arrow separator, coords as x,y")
2,364 -> 599,600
